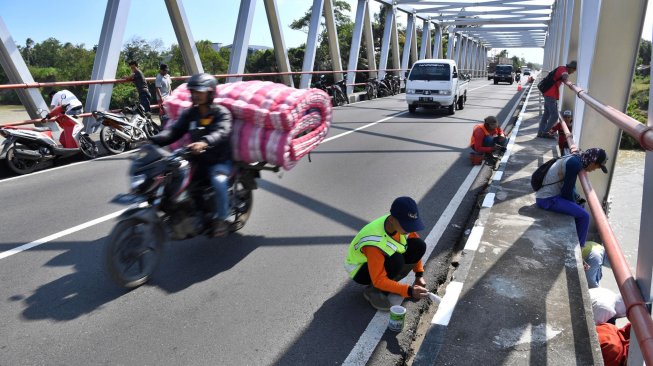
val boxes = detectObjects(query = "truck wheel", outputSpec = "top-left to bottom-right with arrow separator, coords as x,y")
447,103 -> 455,115
457,95 -> 464,110
408,105 -> 417,113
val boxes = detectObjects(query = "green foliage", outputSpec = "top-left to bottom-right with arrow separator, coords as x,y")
638,39 -> 651,66
622,72 -> 650,149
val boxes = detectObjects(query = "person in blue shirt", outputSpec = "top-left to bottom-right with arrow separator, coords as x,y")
535,148 -> 608,247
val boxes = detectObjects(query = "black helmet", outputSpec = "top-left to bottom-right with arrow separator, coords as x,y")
187,73 -> 217,92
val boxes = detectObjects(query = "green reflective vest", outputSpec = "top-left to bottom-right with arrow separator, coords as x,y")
344,215 -> 407,278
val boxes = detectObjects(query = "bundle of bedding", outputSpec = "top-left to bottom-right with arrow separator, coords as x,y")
163,81 -> 332,170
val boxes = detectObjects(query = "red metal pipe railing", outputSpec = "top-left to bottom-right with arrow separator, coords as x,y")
563,80 -> 653,151
557,110 -> 653,363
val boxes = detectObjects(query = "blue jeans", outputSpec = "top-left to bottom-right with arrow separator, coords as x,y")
208,162 -> 233,220
536,195 -> 590,247
538,96 -> 558,134
483,135 -> 507,149
585,246 -> 605,288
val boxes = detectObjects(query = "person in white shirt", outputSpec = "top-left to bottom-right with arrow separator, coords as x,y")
155,64 -> 172,109
49,89 -> 83,116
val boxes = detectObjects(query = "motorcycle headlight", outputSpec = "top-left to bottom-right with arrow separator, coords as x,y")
406,89 -> 416,94
130,174 -> 147,191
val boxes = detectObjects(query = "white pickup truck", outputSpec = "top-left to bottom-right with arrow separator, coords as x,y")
405,59 -> 469,115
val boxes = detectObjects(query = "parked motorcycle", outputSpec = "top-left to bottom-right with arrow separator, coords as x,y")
313,75 -> 348,107
91,103 -> 161,155
105,144 -> 278,288
0,106 -> 98,174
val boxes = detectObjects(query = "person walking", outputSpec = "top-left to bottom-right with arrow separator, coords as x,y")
155,63 -> 172,117
126,60 -> 152,113
344,196 -> 429,311
537,61 -> 577,138
535,147 -> 608,247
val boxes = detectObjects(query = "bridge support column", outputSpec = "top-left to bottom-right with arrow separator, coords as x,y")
300,0 -> 325,88
410,19 -> 418,65
324,0 -> 343,82
432,24 -> 442,59
401,14 -> 416,79
84,0 -> 132,130
164,0 -> 203,75
446,32 -> 455,60
574,0 -> 647,227
378,4 -> 396,80
347,0 -> 366,95
419,20 -> 431,60
0,16 -> 49,119
560,0 -> 580,112
263,0 -> 293,87
227,0 -> 256,83
390,9 -> 401,75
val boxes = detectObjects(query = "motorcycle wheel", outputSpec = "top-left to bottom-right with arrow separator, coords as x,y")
144,118 -> 161,138
5,147 -> 39,175
334,89 -> 345,107
230,181 -> 253,232
78,134 -> 99,159
105,218 -> 164,288
100,126 -> 129,154
365,84 -> 374,100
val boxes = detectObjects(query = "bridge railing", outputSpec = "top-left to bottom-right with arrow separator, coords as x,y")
559,80 -> 653,364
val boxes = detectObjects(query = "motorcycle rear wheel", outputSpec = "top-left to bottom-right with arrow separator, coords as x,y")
144,118 -> 161,138
5,147 -> 39,175
78,134 -> 99,159
105,218 -> 164,288
100,126 -> 129,154
230,181 -> 253,232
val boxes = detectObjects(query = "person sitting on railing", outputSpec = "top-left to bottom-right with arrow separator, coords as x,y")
469,115 -> 507,166
549,110 -> 574,155
48,89 -> 83,116
535,147 -> 609,247
344,196 -> 429,311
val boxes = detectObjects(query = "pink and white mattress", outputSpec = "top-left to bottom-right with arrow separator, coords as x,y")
163,81 -> 332,170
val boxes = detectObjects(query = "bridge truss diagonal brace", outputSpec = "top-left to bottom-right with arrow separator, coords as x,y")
228,0 -> 256,83
378,4 -> 397,80
432,24 -> 442,59
84,0 -> 132,130
0,16 -> 49,120
165,0 -> 203,76
300,0 -> 326,89
324,0 -> 344,82
420,20 -> 431,60
263,0 -> 294,87
346,0 -> 367,95
401,14 -> 416,78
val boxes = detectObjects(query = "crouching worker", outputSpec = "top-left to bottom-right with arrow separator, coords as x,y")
344,196 -> 429,311
470,116 -> 507,165
150,73 -> 233,237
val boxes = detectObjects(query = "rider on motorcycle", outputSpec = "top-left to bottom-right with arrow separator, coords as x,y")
149,73 -> 234,237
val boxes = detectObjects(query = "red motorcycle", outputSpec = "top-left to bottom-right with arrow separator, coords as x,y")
0,106 -> 98,174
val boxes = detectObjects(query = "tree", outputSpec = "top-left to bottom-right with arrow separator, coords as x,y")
638,38 -> 651,66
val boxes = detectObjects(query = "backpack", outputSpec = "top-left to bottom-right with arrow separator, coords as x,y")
537,67 -> 561,93
531,156 -> 561,191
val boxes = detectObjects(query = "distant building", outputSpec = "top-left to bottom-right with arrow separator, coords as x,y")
211,43 -> 272,54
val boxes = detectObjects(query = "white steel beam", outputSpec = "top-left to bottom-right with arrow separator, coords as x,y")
390,8 -> 401,74
446,32 -> 455,60
263,0 -> 293,87
401,14 -> 415,76
410,19 -> 418,64
227,0 -> 256,83
347,0 -> 367,95
324,0 -> 343,82
0,16 -> 49,119
432,24 -> 442,59
164,0 -> 203,75
84,0 -> 132,129
363,3 -> 377,78
420,20 -> 431,59
300,0 -> 325,88
378,4 -> 395,79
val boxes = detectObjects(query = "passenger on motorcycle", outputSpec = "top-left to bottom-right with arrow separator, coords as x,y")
149,73 -> 234,237
49,89 -> 83,116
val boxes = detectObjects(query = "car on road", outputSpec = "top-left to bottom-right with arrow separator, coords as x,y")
523,69 -> 531,76
493,64 -> 514,85
405,59 -> 469,115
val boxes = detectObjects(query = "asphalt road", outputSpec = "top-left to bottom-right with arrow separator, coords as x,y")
0,79 -> 522,365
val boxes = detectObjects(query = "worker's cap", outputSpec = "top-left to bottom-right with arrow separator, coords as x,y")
562,110 -> 573,117
160,63 -> 169,71
566,60 -> 577,69
584,148 -> 609,174
390,196 -> 425,232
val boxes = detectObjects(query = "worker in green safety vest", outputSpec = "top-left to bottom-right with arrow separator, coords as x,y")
344,196 -> 429,311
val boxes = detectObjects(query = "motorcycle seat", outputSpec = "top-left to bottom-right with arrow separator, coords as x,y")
102,112 -> 128,120
4,125 -> 52,132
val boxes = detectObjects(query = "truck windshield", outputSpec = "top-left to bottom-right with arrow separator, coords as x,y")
409,63 -> 451,81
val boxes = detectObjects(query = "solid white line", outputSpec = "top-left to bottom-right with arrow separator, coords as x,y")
0,150 -> 133,184
342,164 -> 483,366
0,209 -> 126,260
432,281 -> 464,326
322,111 -> 408,143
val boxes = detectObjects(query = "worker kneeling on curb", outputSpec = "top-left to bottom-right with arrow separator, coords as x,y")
344,196 -> 429,311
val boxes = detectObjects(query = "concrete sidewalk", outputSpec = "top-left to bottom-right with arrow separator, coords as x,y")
413,89 -> 603,365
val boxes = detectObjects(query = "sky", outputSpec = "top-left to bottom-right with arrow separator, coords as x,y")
0,0 -> 651,66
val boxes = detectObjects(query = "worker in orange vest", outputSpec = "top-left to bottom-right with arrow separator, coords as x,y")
470,115 -> 507,165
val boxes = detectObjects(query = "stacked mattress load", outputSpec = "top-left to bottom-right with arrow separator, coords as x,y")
163,81 -> 332,170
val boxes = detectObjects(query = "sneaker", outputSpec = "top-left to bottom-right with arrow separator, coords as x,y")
212,219 -> 230,237
363,286 -> 391,311
537,132 -> 556,139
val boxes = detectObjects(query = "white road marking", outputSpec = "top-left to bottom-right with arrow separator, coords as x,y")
0,209 -> 127,260
322,111 -> 408,143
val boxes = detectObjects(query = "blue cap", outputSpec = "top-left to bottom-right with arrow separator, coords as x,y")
390,196 -> 425,232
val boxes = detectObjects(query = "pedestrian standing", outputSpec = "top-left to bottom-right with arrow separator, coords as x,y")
126,60 -> 152,113
537,61 -> 577,138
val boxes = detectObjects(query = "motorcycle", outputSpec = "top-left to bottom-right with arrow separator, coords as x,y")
0,106 -> 98,175
91,102 -> 161,155
313,75 -> 348,107
105,144 -> 278,288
